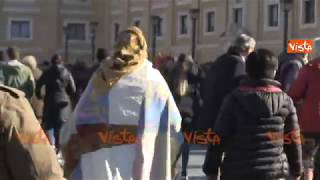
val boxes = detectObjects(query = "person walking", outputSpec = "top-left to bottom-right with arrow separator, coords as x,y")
71,61 -> 91,105
60,26 -> 182,180
288,38 -> 320,180
0,47 -> 34,99
158,55 -> 175,84
36,54 -> 76,153
0,51 -> 5,62
0,84 -> 65,180
203,49 -> 303,180
21,55 -> 44,123
276,52 -> 308,92
169,54 -> 201,180
91,48 -> 109,73
199,34 -> 256,132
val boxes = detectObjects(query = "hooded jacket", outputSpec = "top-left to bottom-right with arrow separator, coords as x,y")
289,59 -> 320,134
0,60 -> 34,99
36,64 -> 76,125
203,78 -> 303,180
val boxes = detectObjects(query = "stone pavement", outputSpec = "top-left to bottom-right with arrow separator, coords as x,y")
176,145 -> 207,180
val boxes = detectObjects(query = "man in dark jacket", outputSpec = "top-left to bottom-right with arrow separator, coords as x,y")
203,49 -> 303,180
199,34 -> 256,131
276,52 -> 308,92
36,54 -> 76,153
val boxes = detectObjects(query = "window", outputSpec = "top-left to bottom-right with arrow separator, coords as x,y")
113,23 -> 120,42
303,0 -> 315,24
179,15 -> 188,35
156,17 -> 163,37
10,20 -> 32,40
233,8 -> 243,27
67,23 -> 86,41
268,4 -> 279,27
134,20 -> 141,27
206,11 -> 215,32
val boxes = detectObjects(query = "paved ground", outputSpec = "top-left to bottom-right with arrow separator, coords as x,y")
176,145 -> 207,180
59,144 -> 208,180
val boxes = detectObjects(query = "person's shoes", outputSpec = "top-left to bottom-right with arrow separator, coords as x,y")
57,151 -> 64,167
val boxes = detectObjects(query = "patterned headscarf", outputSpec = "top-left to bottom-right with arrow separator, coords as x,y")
91,26 -> 148,96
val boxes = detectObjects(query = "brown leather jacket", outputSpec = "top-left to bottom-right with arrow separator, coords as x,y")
0,85 -> 65,180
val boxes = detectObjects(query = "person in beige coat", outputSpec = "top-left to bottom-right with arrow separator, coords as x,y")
21,55 -> 44,123
0,84 -> 65,180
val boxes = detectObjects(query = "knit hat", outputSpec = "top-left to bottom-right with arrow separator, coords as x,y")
246,49 -> 278,79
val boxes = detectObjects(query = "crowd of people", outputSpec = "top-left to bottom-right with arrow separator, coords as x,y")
0,26 -> 319,180
157,34 -> 320,180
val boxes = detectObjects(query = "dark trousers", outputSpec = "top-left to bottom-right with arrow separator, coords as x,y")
45,122 -> 63,153
315,149 -> 320,180
181,142 -> 190,176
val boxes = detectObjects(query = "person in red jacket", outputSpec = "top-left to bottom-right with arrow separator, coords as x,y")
289,38 -> 320,180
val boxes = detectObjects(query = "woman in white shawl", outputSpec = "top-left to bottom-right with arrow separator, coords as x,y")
60,27 -> 183,180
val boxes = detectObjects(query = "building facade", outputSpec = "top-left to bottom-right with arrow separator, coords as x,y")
0,0 -> 319,64
0,0 -> 111,64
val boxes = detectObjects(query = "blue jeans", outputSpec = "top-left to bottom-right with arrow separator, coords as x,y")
45,122 -> 63,153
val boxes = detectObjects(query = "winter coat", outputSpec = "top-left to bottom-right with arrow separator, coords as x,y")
0,85 -> 65,180
288,59 -> 320,134
0,60 -> 35,99
199,48 -> 246,131
203,78 -> 303,180
70,63 -> 91,105
21,56 -> 44,122
276,53 -> 305,92
36,64 -> 76,128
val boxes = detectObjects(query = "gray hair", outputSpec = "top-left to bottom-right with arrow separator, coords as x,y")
233,34 -> 256,52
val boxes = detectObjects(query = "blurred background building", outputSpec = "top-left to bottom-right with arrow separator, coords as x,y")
0,0 -> 319,64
